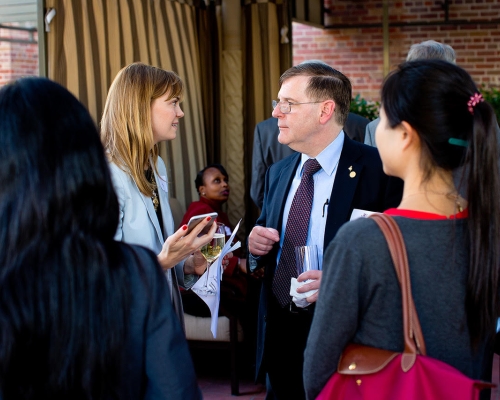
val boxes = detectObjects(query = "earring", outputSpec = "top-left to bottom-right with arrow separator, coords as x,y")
202,192 -> 206,196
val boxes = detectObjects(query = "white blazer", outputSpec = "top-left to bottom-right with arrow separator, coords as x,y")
109,157 -> 187,325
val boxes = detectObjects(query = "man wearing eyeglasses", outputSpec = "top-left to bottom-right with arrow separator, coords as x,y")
248,62 -> 402,400
250,111 -> 369,210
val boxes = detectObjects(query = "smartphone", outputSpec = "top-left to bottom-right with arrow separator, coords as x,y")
185,212 -> 218,235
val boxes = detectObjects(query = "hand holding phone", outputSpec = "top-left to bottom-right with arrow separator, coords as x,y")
185,212 -> 218,235
158,212 -> 218,271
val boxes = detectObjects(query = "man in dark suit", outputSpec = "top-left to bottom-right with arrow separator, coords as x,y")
250,112 -> 369,209
248,63 -> 401,399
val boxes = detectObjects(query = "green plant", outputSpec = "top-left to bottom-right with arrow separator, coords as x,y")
350,94 -> 380,121
480,86 -> 500,124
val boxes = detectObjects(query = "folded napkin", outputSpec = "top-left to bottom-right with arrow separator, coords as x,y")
290,277 -> 318,308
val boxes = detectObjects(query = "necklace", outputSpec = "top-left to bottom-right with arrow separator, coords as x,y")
146,167 -> 159,212
402,190 -> 463,213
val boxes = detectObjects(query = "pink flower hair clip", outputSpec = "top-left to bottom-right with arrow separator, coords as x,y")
467,93 -> 484,115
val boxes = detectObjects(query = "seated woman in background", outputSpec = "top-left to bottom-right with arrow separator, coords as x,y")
0,78 -> 201,399
180,164 -> 248,313
304,60 -> 500,400
181,164 -> 247,276
180,164 -> 262,358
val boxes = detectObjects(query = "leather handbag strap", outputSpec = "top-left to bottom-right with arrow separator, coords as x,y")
370,214 -> 427,360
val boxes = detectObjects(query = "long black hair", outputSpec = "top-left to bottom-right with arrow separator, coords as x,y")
381,59 -> 500,347
0,78 -> 130,399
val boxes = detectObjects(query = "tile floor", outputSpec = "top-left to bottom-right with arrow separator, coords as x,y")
198,375 -> 266,400
191,345 -> 266,399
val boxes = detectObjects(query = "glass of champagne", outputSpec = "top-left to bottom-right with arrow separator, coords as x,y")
200,222 -> 226,293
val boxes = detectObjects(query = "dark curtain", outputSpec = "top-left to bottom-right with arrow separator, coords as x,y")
197,0 -> 221,165
242,0 -> 292,232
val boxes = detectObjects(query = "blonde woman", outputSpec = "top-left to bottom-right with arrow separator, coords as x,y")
101,63 -> 225,325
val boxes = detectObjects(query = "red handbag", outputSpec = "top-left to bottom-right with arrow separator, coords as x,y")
316,213 -> 495,400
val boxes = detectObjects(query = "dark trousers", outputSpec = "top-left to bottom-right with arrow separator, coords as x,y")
264,295 -> 314,400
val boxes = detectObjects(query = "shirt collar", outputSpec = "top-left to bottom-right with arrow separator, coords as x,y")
299,131 -> 345,176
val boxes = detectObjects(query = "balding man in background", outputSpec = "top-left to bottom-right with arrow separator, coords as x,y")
364,40 -> 456,147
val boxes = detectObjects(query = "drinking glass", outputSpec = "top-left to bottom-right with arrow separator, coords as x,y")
295,245 -> 320,276
199,222 -> 225,293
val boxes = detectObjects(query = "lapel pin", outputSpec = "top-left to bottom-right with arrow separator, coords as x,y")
348,166 -> 356,178
348,166 -> 352,171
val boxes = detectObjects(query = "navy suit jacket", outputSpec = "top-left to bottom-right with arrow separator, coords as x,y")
252,135 -> 402,380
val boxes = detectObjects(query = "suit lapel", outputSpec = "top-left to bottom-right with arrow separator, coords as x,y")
133,179 -> 164,247
269,153 -> 301,230
150,170 -> 183,322
324,136 -> 363,248
155,171 -> 175,237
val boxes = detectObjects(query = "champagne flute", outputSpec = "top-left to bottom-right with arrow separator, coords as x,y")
200,222 -> 226,292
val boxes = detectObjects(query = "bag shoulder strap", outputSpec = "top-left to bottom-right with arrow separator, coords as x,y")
370,213 -> 427,361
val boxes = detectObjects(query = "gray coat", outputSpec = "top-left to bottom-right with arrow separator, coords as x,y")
109,158 -> 191,326
364,117 -> 380,147
120,245 -> 202,399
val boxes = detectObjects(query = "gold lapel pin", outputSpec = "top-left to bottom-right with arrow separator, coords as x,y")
348,166 -> 356,178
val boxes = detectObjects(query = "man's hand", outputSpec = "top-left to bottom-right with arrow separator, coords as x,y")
297,270 -> 322,303
248,226 -> 280,256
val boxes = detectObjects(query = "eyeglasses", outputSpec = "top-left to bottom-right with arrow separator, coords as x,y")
272,99 -> 324,114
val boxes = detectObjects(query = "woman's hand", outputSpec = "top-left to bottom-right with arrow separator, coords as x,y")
157,216 -> 217,271
184,250 -> 208,275
222,252 -> 233,271
238,258 -> 247,274
184,251 -> 234,276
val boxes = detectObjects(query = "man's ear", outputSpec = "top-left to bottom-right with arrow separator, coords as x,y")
319,100 -> 335,124
400,121 -> 420,151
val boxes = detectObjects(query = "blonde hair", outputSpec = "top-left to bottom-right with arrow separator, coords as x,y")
100,62 -> 184,196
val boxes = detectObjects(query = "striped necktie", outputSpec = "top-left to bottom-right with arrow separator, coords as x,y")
272,158 -> 322,307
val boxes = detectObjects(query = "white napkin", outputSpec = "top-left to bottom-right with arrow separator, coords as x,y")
191,219 -> 242,338
290,277 -> 318,308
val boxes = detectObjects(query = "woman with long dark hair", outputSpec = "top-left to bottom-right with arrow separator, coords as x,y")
304,60 -> 500,399
0,77 -> 201,399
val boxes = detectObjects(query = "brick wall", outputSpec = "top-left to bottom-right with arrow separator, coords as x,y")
0,23 -> 38,86
293,0 -> 500,101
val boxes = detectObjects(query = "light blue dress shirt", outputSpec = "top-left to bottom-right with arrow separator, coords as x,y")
276,131 -> 345,271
